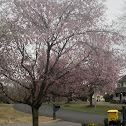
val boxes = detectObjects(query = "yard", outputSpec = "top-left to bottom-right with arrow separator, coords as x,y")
0,104 -> 58,124
49,101 -> 123,114
0,102 -> 124,124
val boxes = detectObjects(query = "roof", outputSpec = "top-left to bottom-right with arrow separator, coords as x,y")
119,75 -> 126,83
115,87 -> 126,93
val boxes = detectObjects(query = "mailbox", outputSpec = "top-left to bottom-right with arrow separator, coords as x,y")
53,104 -> 60,120
107,110 -> 118,121
53,104 -> 60,112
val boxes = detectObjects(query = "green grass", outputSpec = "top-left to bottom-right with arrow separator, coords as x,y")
0,102 -> 122,125
46,101 -> 123,114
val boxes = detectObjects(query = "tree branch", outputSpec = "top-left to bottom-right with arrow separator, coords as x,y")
0,82 -> 23,103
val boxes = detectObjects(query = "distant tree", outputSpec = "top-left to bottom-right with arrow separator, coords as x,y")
103,93 -> 113,102
79,32 -> 123,107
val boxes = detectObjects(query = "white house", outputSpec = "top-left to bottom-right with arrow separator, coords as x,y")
113,75 -> 126,103
92,94 -> 105,102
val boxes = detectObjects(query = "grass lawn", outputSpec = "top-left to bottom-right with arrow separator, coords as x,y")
0,102 -> 123,124
49,101 -> 123,114
0,104 -> 59,124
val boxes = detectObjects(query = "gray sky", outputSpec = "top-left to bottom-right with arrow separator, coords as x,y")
105,0 -> 126,75
105,0 -> 124,22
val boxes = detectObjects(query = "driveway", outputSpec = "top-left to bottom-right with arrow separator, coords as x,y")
13,104 -> 110,124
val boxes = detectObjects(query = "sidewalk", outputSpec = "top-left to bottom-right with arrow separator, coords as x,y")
0,121 -> 81,126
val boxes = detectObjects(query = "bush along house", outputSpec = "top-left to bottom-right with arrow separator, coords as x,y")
113,75 -> 126,103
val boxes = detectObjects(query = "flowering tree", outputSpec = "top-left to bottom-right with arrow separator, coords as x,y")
0,0 -> 122,126
79,32 -> 123,106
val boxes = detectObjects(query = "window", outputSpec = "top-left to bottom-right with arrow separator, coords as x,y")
117,83 -> 121,87
123,82 -> 126,87
116,93 -> 118,97
123,92 -> 126,96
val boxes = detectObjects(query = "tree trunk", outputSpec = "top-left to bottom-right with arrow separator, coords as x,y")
67,97 -> 70,103
53,95 -> 55,102
32,106 -> 39,126
89,93 -> 93,107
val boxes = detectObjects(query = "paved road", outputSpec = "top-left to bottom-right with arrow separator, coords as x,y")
13,104 -> 110,125
0,121 -> 81,126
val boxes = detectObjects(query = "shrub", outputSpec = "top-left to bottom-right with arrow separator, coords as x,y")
103,94 -> 113,102
116,119 -> 121,126
81,123 -> 88,126
104,118 -> 108,126
87,123 -> 95,126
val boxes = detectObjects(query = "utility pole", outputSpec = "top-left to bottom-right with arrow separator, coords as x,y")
94,88 -> 96,112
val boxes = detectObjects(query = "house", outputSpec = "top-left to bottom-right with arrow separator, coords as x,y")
92,94 -> 105,102
113,75 -> 126,103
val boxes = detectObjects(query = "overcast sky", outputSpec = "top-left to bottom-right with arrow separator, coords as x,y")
105,0 -> 124,22
105,0 -> 126,75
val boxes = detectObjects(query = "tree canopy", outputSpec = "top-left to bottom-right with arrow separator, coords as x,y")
0,0 -> 124,126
